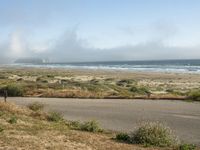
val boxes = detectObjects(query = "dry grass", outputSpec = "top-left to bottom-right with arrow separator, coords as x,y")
27,102 -> 44,111
0,101 -> 30,115
0,101 -> 175,150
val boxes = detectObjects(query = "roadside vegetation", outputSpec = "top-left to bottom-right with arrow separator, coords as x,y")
47,111 -> 63,122
69,120 -> 103,132
179,144 -> 197,150
0,101 -> 197,149
27,102 -> 44,111
0,84 -> 24,96
188,90 -> 200,101
130,122 -> 179,147
116,132 -> 130,142
116,122 -> 179,147
115,122 -> 198,149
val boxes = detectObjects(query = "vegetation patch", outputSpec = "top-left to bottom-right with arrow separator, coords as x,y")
1,68 -> 197,99
116,133 -> 130,142
116,79 -> 134,87
80,120 -> 102,132
188,90 -> 200,101
0,84 -> 23,97
69,121 -> 82,130
30,111 -> 47,120
8,115 -> 17,124
179,144 -> 196,150
130,86 -> 151,95
130,122 -> 179,147
0,126 -> 4,132
47,111 -> 63,122
27,102 -> 44,111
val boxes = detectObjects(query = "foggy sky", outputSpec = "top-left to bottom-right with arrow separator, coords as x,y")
0,0 -> 200,63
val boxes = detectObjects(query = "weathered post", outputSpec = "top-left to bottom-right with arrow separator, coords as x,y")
4,90 -> 7,102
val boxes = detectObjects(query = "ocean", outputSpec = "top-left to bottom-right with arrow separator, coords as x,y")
12,59 -> 200,73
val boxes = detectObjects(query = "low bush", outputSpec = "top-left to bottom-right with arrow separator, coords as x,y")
80,120 -> 102,132
179,144 -> 196,150
8,116 -> 17,124
188,90 -> 200,101
130,86 -> 150,95
116,133 -> 130,142
0,126 -> 3,132
27,102 -> 44,111
0,111 -> 4,116
166,89 -> 174,93
130,122 -> 178,147
69,121 -> 82,130
117,79 -> 133,87
47,111 -> 63,122
36,77 -> 48,83
47,74 -> 54,78
129,86 -> 139,93
0,85 -> 23,97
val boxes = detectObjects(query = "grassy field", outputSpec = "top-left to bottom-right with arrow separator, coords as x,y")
1,67 -> 200,100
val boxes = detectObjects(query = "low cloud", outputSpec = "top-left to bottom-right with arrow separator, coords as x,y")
0,28 -> 199,63
39,29 -> 200,62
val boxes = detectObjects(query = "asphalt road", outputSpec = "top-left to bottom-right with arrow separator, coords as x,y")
5,97 -> 200,145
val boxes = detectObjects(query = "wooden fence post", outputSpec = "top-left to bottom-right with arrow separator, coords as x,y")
4,90 -> 7,102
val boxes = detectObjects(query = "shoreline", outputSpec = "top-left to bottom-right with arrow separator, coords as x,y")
2,63 -> 200,74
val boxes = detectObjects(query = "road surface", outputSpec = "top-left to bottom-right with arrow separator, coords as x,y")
5,97 -> 200,145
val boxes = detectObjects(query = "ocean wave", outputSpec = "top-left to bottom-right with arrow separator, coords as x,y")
10,63 -> 200,74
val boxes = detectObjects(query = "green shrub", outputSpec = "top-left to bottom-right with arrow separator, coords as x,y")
117,79 -> 133,87
130,86 -> 139,93
130,86 -> 150,95
166,89 -> 174,93
68,120 -> 102,132
47,74 -> 54,78
116,133 -> 130,142
0,85 -> 23,97
179,144 -> 196,150
47,111 -> 63,122
28,102 -> 44,111
167,89 -> 184,96
90,79 -> 99,84
130,122 -> 178,147
0,75 -> 6,79
0,126 -> 3,132
139,87 -> 151,95
8,116 -> 17,124
0,111 -> 4,117
69,121 -> 82,129
188,90 -> 200,101
80,120 -> 102,132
